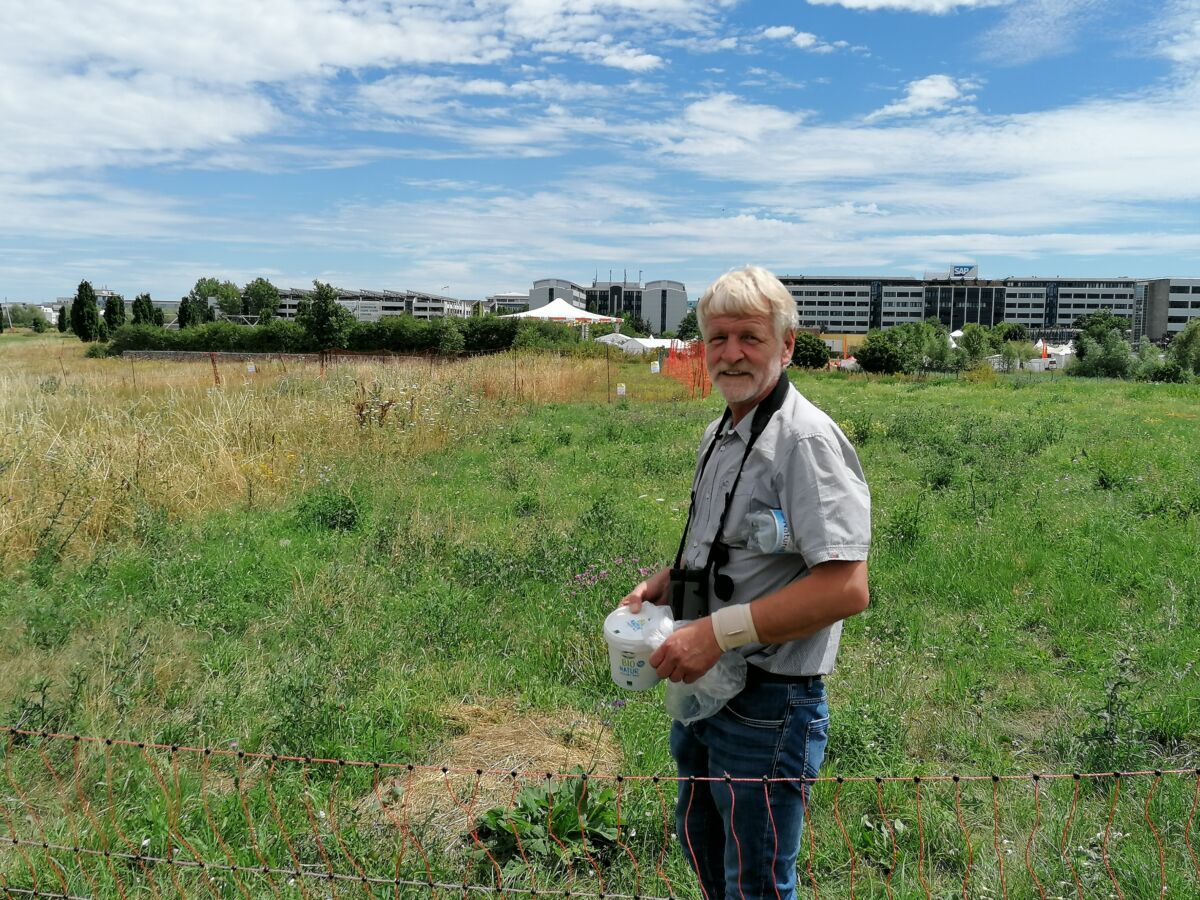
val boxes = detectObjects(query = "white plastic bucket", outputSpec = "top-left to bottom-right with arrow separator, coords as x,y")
603,605 -> 672,690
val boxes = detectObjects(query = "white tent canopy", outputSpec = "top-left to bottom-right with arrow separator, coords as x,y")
594,332 -> 636,346
499,298 -> 621,323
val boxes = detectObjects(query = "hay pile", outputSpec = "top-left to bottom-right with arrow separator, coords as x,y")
357,701 -> 622,848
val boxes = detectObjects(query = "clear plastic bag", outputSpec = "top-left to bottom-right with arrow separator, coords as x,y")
664,652 -> 748,725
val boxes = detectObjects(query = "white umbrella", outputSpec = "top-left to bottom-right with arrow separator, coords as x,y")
499,297 -> 622,324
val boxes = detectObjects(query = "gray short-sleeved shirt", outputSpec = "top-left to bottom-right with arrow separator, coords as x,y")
683,380 -> 871,675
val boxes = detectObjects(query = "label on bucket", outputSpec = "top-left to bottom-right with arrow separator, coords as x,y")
603,603 -> 673,690
619,651 -> 645,680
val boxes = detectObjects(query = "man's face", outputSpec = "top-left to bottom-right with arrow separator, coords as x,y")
703,313 -> 795,412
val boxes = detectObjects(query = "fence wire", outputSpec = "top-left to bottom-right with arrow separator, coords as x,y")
2,728 -> 1198,899
662,344 -> 710,399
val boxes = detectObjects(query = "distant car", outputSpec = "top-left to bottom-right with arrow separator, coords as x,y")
1047,358 -> 1058,369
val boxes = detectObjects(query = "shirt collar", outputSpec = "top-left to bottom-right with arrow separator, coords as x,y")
718,378 -> 792,443
718,405 -> 760,444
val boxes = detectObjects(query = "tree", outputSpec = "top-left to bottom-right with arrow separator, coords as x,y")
215,280 -> 243,318
993,321 -> 1029,343
131,293 -> 156,325
31,315 -> 48,333
1166,319 -> 1200,374
176,294 -> 194,328
958,323 -> 990,363
3,305 -> 37,328
103,294 -> 126,331
1073,311 -> 1129,360
621,310 -> 652,336
855,329 -> 906,374
242,277 -> 280,320
70,280 -> 101,342
999,342 -> 1021,373
791,332 -> 830,368
1074,310 -> 1128,337
433,318 -> 465,356
1069,330 -> 1133,378
56,305 -> 68,333
153,307 -> 165,326
676,309 -> 699,340
188,277 -> 219,324
296,281 -> 354,351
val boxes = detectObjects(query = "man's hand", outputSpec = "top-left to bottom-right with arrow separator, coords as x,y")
650,617 -> 722,683
620,567 -> 670,613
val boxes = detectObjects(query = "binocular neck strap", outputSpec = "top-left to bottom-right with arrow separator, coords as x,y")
672,407 -> 730,570
672,372 -> 791,570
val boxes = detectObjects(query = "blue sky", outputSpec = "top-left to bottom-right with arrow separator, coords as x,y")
3,0 -> 1200,304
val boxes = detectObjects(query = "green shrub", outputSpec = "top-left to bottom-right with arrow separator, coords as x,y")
792,332 -> 831,368
470,773 -> 617,869
1140,360 -> 1188,383
295,486 -> 359,531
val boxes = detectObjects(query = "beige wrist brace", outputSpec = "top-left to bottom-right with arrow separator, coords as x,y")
711,604 -> 759,651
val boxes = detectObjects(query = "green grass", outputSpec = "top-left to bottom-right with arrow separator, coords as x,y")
1,364 -> 1198,897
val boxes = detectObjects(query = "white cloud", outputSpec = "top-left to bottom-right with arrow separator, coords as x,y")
981,0 -> 1104,65
1156,1 -> 1200,65
0,175 -> 201,242
574,40 -> 666,71
806,0 -> 1008,11
678,94 -> 806,149
756,23 -> 845,53
0,62 -> 280,176
792,32 -> 835,53
664,35 -> 741,52
2,0 -> 511,85
640,81 -> 1200,255
286,182 -> 1200,288
866,74 -> 977,120
0,0 -> 731,177
357,75 -> 511,120
498,0 -> 733,42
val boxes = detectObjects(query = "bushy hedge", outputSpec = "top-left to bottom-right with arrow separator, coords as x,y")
106,316 -> 598,357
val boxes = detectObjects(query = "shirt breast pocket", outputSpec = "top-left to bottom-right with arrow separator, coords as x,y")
724,483 -> 782,549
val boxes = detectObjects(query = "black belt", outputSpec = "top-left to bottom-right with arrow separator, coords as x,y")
746,665 -> 824,688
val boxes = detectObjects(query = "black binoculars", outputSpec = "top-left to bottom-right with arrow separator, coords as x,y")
669,540 -> 735,620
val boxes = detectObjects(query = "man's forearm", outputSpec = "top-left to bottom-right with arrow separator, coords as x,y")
745,560 -> 869,644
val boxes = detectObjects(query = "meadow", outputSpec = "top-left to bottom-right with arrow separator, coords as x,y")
0,331 -> 1197,898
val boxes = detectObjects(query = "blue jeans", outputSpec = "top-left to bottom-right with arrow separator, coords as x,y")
669,678 -> 829,900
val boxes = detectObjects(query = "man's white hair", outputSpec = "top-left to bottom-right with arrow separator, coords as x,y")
696,266 -> 799,340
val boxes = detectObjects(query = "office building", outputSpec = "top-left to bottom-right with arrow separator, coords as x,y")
777,270 -> 1157,337
529,276 -> 689,335
275,288 -> 474,322
1143,279 -> 1200,340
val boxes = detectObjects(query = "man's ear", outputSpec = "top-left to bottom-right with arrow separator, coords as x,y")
781,329 -> 796,363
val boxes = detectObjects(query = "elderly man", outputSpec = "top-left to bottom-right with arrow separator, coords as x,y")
620,266 -> 871,900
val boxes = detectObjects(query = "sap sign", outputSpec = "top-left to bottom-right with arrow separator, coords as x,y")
951,265 -> 978,278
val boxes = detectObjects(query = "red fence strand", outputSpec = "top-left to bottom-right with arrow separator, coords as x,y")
663,342 -> 710,399
2,727 -> 1199,900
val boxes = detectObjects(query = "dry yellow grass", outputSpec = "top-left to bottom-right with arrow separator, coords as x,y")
1,336 -> 666,568
357,700 -> 621,845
